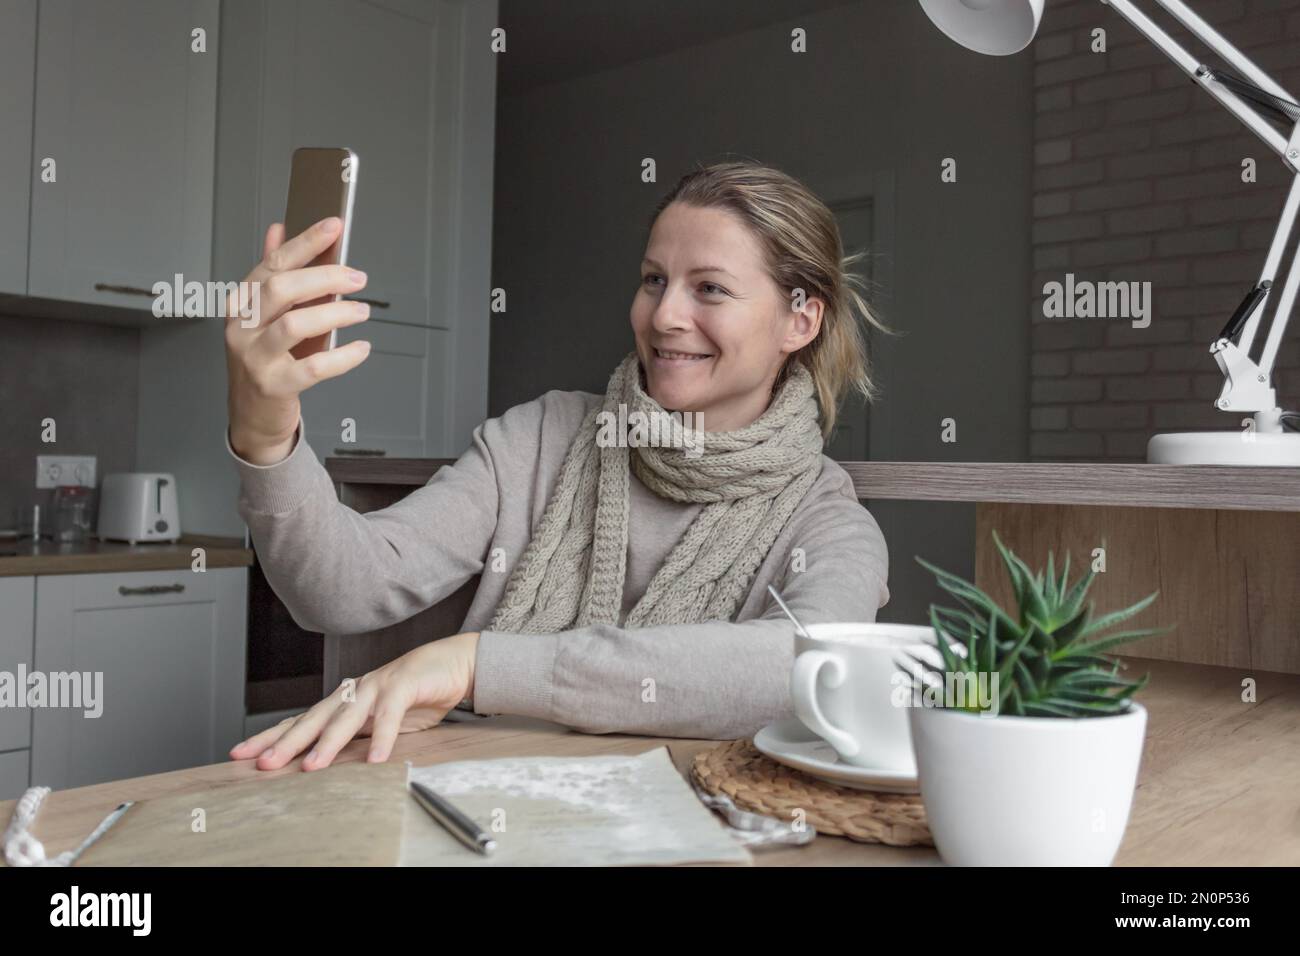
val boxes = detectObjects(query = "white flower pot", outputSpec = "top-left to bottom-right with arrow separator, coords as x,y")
908,702 -> 1147,866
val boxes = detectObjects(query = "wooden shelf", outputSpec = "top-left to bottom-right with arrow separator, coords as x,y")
839,461 -> 1300,511
326,456 -> 455,486
326,457 -> 1300,512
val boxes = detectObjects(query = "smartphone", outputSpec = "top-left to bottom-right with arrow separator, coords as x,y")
282,146 -> 359,358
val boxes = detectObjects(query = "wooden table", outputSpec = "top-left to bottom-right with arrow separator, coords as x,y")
4,657 -> 1297,866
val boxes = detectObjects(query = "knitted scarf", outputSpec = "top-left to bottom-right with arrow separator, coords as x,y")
487,351 -> 824,633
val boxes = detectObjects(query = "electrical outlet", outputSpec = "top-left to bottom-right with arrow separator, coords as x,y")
36,455 -> 97,489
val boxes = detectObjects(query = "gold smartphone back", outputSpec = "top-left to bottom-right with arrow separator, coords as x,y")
282,147 -> 358,356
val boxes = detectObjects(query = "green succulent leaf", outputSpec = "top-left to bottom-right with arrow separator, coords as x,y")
925,609 -> 972,685
1060,565 -> 1095,620
1007,683 -> 1025,717
917,557 -> 1019,630
1012,656 -> 1038,704
1021,699 -> 1085,718
1084,590 -> 1159,637
1057,551 -> 1071,607
993,533 -> 1051,626
908,532 -> 1165,718
1068,626 -> 1169,657
997,622 -> 1036,693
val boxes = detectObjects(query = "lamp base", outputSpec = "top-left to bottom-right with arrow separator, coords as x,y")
1147,431 -> 1300,465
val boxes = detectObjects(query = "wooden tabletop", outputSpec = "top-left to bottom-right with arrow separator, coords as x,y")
3,657 -> 1296,866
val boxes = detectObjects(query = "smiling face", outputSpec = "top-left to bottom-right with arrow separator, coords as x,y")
630,202 -> 823,432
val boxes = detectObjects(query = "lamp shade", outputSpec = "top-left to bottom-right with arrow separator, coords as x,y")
918,0 -> 1044,56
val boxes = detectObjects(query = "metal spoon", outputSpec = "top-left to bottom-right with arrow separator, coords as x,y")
691,779 -> 816,849
766,585 -> 812,639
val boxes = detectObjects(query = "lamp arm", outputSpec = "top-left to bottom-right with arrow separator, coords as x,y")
1099,0 -> 1300,425
1106,0 -> 1296,164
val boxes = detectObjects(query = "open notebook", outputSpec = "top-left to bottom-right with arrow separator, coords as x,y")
73,747 -> 749,867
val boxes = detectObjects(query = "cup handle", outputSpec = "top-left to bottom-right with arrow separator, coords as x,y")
790,650 -> 860,758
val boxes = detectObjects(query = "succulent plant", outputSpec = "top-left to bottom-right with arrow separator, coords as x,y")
911,532 -> 1165,718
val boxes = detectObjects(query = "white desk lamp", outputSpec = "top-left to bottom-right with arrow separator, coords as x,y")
919,0 -> 1300,465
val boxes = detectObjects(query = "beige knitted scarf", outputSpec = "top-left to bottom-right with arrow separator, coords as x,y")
487,351 -> 824,634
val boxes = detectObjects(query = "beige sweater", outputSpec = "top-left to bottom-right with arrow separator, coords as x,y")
226,389 -> 890,739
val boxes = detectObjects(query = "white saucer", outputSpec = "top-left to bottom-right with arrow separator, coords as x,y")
753,717 -> 920,793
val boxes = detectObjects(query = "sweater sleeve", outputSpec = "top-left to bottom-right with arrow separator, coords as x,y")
225,406 -> 533,635
471,485 -> 890,740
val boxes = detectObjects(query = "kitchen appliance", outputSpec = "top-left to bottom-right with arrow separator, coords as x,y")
97,473 -> 181,544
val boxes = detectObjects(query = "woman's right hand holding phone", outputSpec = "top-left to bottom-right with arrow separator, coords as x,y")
224,216 -> 372,465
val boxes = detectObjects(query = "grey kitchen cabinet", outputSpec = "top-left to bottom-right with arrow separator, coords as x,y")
135,0 -> 496,536
0,576 -> 35,799
256,0 -> 445,332
300,321 -> 449,460
0,0 -> 36,296
26,0 -> 219,309
31,567 -> 247,790
252,0 -> 493,461
0,749 -> 30,803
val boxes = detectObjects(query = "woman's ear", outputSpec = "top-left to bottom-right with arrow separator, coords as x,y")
782,294 -> 825,354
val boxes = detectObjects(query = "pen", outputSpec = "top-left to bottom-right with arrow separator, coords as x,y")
67,800 -> 134,864
408,781 -> 496,855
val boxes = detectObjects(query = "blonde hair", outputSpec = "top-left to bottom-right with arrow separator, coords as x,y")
649,160 -> 889,440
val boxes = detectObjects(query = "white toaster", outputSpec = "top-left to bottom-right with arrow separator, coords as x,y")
97,473 -> 182,544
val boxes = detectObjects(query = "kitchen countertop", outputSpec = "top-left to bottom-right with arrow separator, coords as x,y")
0,533 -> 253,576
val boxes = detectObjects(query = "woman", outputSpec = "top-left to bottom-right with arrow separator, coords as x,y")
225,161 -> 890,772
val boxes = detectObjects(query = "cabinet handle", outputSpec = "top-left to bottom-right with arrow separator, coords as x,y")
347,296 -> 390,309
333,448 -> 387,457
118,583 -> 185,596
94,283 -> 156,297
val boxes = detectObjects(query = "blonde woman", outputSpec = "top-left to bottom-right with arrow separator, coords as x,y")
224,161 -> 891,772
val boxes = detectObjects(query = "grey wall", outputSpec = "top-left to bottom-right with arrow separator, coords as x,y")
0,314 -> 139,527
489,0 -> 1033,621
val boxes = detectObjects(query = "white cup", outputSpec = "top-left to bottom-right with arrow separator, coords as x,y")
790,622 -> 940,773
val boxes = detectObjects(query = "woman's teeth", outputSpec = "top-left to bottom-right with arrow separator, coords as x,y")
655,348 -> 711,361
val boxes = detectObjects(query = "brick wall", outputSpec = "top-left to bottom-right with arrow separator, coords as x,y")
1031,0 -> 1300,460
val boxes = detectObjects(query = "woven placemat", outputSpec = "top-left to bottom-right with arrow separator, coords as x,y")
691,738 -> 932,847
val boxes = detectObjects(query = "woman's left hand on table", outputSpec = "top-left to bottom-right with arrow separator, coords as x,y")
228,631 -> 480,771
